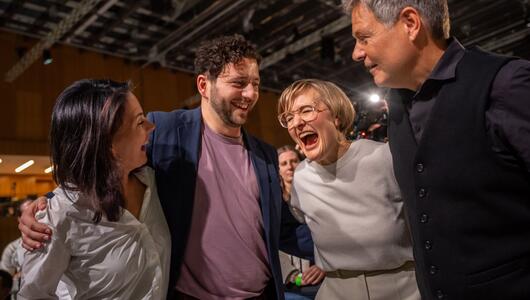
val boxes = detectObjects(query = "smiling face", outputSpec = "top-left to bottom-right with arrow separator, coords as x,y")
287,88 -> 343,165
112,92 -> 154,173
350,3 -> 417,88
205,57 -> 260,129
279,150 -> 300,183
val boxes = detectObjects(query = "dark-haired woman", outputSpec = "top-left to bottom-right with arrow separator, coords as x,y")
18,80 -> 171,300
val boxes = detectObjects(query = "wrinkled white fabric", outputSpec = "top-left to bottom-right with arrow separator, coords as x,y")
18,167 -> 171,300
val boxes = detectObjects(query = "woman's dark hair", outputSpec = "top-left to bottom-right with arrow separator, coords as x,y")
50,79 -> 131,223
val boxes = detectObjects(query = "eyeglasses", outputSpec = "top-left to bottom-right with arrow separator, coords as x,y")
278,103 -> 328,128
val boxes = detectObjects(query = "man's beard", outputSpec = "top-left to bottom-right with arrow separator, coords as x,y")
209,86 -> 246,128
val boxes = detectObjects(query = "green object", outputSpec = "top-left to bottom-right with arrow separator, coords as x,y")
295,273 -> 303,287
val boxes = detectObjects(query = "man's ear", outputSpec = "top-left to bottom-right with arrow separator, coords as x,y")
197,74 -> 209,99
399,7 -> 422,41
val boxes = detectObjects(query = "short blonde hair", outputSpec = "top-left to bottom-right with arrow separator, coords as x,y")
278,79 -> 355,136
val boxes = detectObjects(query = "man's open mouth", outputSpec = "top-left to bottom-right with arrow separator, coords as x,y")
367,64 -> 377,72
233,102 -> 249,110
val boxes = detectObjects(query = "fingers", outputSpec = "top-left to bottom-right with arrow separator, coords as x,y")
18,223 -> 42,251
18,197 -> 52,251
302,266 -> 326,285
36,197 -> 47,210
20,209 -> 51,235
21,234 -> 38,251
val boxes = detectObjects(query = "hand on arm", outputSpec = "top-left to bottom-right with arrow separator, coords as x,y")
18,197 -> 51,250
18,199 -> 71,300
18,225 -> 70,300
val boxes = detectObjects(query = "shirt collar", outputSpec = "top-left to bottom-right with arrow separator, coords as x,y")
427,37 -> 465,81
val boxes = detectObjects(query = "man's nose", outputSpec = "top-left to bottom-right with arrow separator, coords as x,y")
352,42 -> 365,62
242,83 -> 258,99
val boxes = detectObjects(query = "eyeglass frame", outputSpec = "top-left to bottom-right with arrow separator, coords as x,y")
278,102 -> 329,128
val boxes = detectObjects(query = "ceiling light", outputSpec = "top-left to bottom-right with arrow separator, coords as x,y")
0,158 -> 2,163
15,160 -> 35,173
369,94 -> 381,103
44,166 -> 53,174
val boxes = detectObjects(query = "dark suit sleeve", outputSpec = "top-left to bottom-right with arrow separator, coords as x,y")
146,112 -> 157,168
258,140 -> 315,260
487,59 -> 530,173
279,200 -> 315,261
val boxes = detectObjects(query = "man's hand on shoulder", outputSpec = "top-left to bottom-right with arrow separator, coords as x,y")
18,197 -> 51,251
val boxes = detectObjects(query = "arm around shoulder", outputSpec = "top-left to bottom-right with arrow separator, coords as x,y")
18,198 -> 72,299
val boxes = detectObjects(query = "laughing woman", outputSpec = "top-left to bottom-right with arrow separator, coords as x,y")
18,80 -> 170,300
277,79 -> 419,300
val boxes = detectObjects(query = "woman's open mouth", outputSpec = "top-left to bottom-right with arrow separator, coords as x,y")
299,131 -> 318,148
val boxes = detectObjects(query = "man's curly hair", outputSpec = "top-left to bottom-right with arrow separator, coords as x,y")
194,34 -> 261,80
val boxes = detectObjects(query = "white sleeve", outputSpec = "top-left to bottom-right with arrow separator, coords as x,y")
17,202 -> 71,300
0,239 -> 18,275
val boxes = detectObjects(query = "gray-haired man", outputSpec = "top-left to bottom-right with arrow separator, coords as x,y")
345,0 -> 530,299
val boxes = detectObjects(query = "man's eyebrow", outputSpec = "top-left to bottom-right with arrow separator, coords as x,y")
228,76 -> 248,80
227,76 -> 260,82
353,30 -> 365,37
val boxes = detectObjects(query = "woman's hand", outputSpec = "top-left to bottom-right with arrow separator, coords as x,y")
301,265 -> 326,285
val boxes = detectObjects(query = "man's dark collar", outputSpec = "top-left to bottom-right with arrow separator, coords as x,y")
428,37 -> 466,81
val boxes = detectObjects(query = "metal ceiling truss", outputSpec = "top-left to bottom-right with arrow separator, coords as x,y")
0,0 -> 528,104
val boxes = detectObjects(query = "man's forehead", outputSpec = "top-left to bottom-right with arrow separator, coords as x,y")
351,3 -> 376,25
218,58 -> 259,78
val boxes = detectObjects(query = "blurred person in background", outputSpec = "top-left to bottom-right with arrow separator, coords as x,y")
0,198 -> 34,299
0,270 -> 13,300
278,145 -> 325,300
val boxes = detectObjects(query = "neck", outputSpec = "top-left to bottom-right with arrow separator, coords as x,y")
201,101 -> 241,138
282,180 -> 292,202
120,168 -> 133,192
318,139 -> 351,165
409,38 -> 448,91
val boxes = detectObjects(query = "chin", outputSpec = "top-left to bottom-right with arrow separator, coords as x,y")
373,77 -> 387,87
230,114 -> 247,125
303,150 -> 320,162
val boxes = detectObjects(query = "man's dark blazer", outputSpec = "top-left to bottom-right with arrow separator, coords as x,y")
147,107 -> 312,300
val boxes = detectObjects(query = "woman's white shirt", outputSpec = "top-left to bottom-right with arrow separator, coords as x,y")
18,166 -> 171,300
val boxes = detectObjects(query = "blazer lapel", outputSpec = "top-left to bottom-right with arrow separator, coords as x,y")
243,131 -> 272,240
177,107 -> 202,172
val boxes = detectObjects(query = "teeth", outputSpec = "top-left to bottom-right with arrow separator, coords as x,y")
299,132 -> 315,139
233,102 -> 249,109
